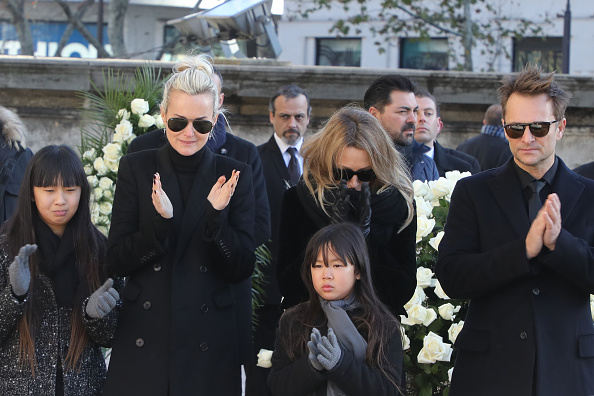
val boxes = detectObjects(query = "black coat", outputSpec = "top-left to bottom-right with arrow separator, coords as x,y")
276,183 -> 416,315
103,145 -> 255,396
128,128 -> 270,247
436,157 -> 594,396
456,134 -> 512,171
573,161 -> 594,180
433,141 -> 480,177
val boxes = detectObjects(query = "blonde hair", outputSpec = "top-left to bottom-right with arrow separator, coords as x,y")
161,54 -> 219,117
302,106 -> 414,230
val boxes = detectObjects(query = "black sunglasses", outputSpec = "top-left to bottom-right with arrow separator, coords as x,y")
503,120 -> 560,139
333,167 -> 376,182
167,117 -> 213,134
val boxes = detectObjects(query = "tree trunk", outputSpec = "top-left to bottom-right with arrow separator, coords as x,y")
6,0 -> 34,55
108,0 -> 129,58
463,0 -> 473,71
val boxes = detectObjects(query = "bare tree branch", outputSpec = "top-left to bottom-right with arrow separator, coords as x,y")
53,0 -> 95,57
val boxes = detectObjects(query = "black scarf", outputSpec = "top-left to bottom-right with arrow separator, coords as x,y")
34,214 -> 79,307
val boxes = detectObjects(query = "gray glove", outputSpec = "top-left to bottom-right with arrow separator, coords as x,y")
307,328 -> 324,371
330,180 -> 350,224
316,327 -> 342,371
8,244 -> 37,297
85,278 -> 119,319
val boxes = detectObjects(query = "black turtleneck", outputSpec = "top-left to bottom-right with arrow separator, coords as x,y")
167,144 -> 206,209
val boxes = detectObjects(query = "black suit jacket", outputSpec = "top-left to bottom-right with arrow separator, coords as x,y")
436,157 -> 594,396
257,135 -> 295,305
128,128 -> 270,247
103,146 -> 255,395
433,141 -> 480,177
573,161 -> 594,180
457,134 -> 512,172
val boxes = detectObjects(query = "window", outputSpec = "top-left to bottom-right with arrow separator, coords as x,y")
316,38 -> 361,67
513,37 -> 563,73
400,38 -> 448,70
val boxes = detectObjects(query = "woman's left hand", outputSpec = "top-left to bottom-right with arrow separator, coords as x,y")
152,172 -> 173,219
208,169 -> 240,211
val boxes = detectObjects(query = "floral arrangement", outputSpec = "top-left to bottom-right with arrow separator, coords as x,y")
401,171 -> 471,396
78,64 -> 164,235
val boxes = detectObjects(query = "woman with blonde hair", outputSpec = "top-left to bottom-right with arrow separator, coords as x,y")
103,54 -> 256,395
277,106 -> 416,316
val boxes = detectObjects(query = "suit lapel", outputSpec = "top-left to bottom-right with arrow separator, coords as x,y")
266,136 -> 291,181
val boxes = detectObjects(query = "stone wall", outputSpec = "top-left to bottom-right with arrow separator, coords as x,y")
0,56 -> 593,168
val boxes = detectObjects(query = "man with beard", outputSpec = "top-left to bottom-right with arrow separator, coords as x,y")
364,74 -> 439,182
252,84 -> 311,396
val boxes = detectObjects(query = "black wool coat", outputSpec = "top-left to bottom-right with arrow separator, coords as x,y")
103,145 -> 255,396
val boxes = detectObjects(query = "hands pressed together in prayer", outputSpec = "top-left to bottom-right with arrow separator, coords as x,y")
526,193 -> 561,259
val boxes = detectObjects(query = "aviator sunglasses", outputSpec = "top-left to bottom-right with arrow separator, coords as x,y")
333,167 -> 376,182
167,117 -> 213,134
503,120 -> 560,139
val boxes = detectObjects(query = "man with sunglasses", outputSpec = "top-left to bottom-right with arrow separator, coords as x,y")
436,66 -> 594,396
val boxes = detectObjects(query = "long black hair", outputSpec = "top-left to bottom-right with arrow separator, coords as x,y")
278,222 -> 402,389
1,145 -> 107,373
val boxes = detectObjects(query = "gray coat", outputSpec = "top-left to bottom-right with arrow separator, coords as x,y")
0,244 -> 120,396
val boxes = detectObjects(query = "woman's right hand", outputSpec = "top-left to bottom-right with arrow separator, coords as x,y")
8,244 -> 37,297
152,172 -> 173,219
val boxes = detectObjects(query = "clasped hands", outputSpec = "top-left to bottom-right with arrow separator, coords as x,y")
526,193 -> 561,259
151,170 -> 240,218
307,327 -> 342,371
330,180 -> 372,237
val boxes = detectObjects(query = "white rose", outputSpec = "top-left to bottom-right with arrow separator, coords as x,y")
87,175 -> 99,188
448,367 -> 454,382
113,120 -> 134,143
429,231 -> 445,251
93,187 -> 103,201
103,189 -> 113,200
448,321 -> 464,343
413,179 -> 430,197
102,143 -> 122,162
84,164 -> 93,176
99,177 -> 114,190
429,178 -> 452,199
404,286 -> 427,310
416,214 -> 436,243
403,304 -> 437,326
105,158 -> 119,173
434,280 -> 450,300
154,113 -> 165,129
117,108 -> 130,120
127,133 -> 137,145
438,303 -> 460,321
91,201 -> 100,217
417,331 -> 453,364
93,158 -> 108,176
415,196 -> 433,218
416,267 -> 435,289
401,327 -> 410,351
256,349 -> 273,368
130,98 -> 149,115
138,114 -> 156,128
83,149 -> 96,162
97,225 -> 109,236
99,202 -> 113,216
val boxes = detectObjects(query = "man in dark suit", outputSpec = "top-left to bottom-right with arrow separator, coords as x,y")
252,85 -> 310,395
414,89 -> 480,176
436,66 -> 594,395
127,68 -> 270,248
457,104 -> 512,171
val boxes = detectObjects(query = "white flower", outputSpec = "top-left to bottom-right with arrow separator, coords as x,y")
448,367 -> 454,382
83,149 -> 96,162
401,327 -> 410,351
403,304 -> 437,326
448,321 -> 464,344
415,196 -> 433,217
404,286 -> 427,310
99,177 -> 114,190
105,158 -> 119,173
256,349 -> 273,368
154,113 -> 165,129
99,202 -> 113,216
429,178 -> 452,199
102,143 -> 122,162
130,98 -> 149,115
87,175 -> 99,188
84,164 -> 94,176
93,187 -> 103,201
429,231 -> 445,251
417,331 -> 453,364
138,114 -> 156,128
117,108 -> 130,120
445,170 -> 471,186
438,303 -> 460,321
413,179 -> 430,197
416,214 -> 436,243
416,267 -> 436,289
113,120 -> 134,143
103,189 -> 113,200
434,280 -> 450,300
97,225 -> 109,236
93,158 -> 108,176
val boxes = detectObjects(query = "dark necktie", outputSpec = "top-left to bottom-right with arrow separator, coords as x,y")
286,147 -> 300,185
528,180 -> 545,221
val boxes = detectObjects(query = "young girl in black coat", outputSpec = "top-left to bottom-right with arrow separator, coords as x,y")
268,222 -> 404,396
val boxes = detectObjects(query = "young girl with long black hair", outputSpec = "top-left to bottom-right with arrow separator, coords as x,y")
269,222 -> 404,396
